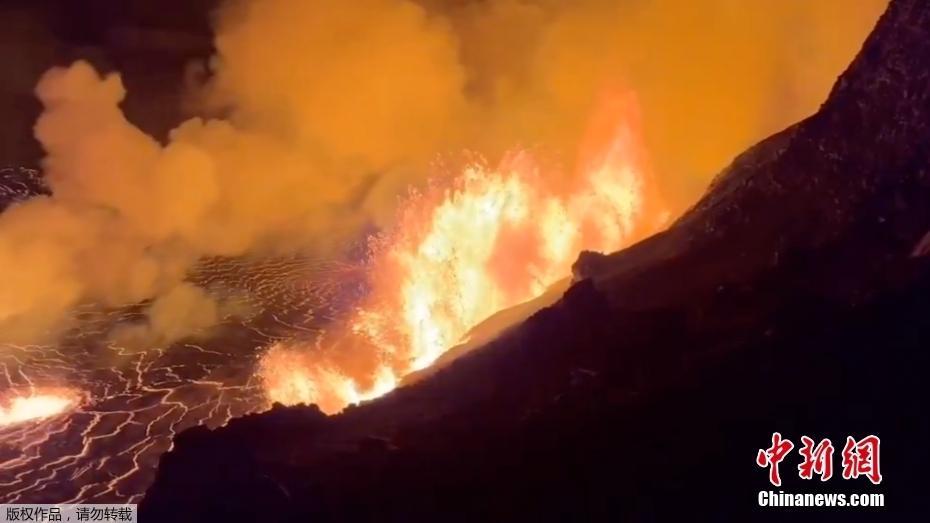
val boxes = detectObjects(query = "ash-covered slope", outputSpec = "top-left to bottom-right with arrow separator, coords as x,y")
142,1 -> 930,520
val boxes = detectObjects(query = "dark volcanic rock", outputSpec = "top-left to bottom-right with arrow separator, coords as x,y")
142,1 -> 930,521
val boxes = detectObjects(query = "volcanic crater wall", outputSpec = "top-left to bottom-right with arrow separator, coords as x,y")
141,0 -> 930,520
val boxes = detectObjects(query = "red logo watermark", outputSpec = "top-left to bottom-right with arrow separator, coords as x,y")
798,436 -> 834,481
756,433 -> 881,486
841,435 -> 882,485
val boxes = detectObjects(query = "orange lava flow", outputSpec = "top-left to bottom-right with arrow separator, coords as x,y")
0,388 -> 80,427
259,92 -> 667,414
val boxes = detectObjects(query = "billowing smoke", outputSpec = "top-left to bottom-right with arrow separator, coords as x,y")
0,0 -> 885,344
439,0 -> 887,205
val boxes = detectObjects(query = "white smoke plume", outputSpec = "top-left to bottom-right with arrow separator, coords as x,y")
0,0 -> 885,344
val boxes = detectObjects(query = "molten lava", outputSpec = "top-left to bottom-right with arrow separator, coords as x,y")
260,93 -> 667,414
0,388 -> 80,427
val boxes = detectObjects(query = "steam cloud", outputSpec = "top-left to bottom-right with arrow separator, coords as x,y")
0,0 -> 885,344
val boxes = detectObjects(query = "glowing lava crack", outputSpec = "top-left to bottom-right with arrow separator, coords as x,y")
0,255 -> 359,504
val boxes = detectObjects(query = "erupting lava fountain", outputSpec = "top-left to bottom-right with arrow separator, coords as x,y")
0,388 -> 81,427
260,91 -> 670,413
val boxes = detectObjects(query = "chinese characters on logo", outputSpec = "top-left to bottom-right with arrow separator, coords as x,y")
841,435 -> 882,484
756,433 -> 881,486
756,432 -> 794,486
798,435 -> 834,481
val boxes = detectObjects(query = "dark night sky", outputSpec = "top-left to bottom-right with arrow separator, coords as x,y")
0,0 -> 218,165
